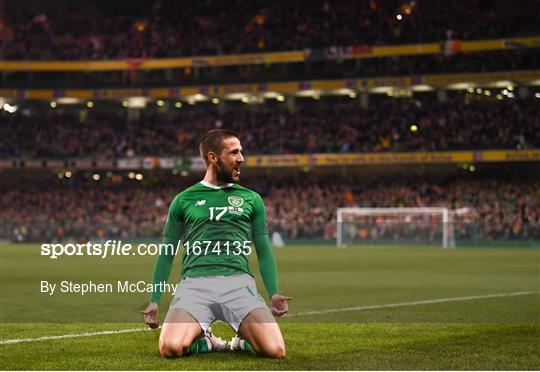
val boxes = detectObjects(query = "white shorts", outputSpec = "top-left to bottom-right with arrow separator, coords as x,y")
169,274 -> 270,332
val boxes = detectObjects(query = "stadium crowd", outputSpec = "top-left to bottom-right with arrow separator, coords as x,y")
2,0 -> 538,60
264,177 -> 540,243
2,175 -> 539,243
2,98 -> 539,158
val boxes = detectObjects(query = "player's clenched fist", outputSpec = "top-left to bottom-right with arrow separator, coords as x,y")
141,302 -> 160,328
271,294 -> 292,317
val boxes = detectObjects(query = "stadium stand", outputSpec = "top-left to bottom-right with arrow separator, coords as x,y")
2,173 -> 539,242
2,97 -> 539,158
2,0 -> 539,59
1,0 -> 539,248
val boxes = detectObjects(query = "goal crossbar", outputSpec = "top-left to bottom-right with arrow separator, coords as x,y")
337,207 -> 450,248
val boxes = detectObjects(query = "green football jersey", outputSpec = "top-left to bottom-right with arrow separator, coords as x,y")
163,181 -> 268,279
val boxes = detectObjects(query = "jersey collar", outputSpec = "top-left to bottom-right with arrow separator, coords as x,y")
200,180 -> 234,189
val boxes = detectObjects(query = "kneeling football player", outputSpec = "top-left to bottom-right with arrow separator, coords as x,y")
141,129 -> 291,358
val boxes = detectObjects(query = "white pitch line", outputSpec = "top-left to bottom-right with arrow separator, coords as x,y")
289,290 -> 539,316
0,327 -> 152,345
1,291 -> 538,345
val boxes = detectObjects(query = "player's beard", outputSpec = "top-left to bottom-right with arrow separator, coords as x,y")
216,158 -> 239,184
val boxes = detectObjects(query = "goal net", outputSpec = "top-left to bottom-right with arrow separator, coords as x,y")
336,207 -> 464,248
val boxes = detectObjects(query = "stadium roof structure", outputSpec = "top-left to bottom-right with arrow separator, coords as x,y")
1,36 -> 539,72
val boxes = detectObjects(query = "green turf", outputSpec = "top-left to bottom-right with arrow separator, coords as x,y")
1,244 -> 539,369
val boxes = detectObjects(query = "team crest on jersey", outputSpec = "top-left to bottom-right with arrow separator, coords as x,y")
228,196 -> 244,208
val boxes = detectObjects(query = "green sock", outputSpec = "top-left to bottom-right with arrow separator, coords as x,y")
182,336 -> 210,356
242,339 -> 255,354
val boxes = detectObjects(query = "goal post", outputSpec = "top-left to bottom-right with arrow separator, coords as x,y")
336,207 -> 452,248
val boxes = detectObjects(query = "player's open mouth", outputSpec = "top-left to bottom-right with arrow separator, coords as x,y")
233,166 -> 240,176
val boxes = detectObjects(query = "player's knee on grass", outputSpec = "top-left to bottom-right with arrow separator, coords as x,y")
239,309 -> 286,358
260,341 -> 286,359
159,338 -> 179,358
159,337 -> 192,358
248,336 -> 286,359
159,309 -> 203,357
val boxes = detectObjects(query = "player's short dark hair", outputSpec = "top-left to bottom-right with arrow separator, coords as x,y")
199,129 -> 240,165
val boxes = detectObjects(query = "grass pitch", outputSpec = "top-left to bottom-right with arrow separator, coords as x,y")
1,243 -> 539,370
